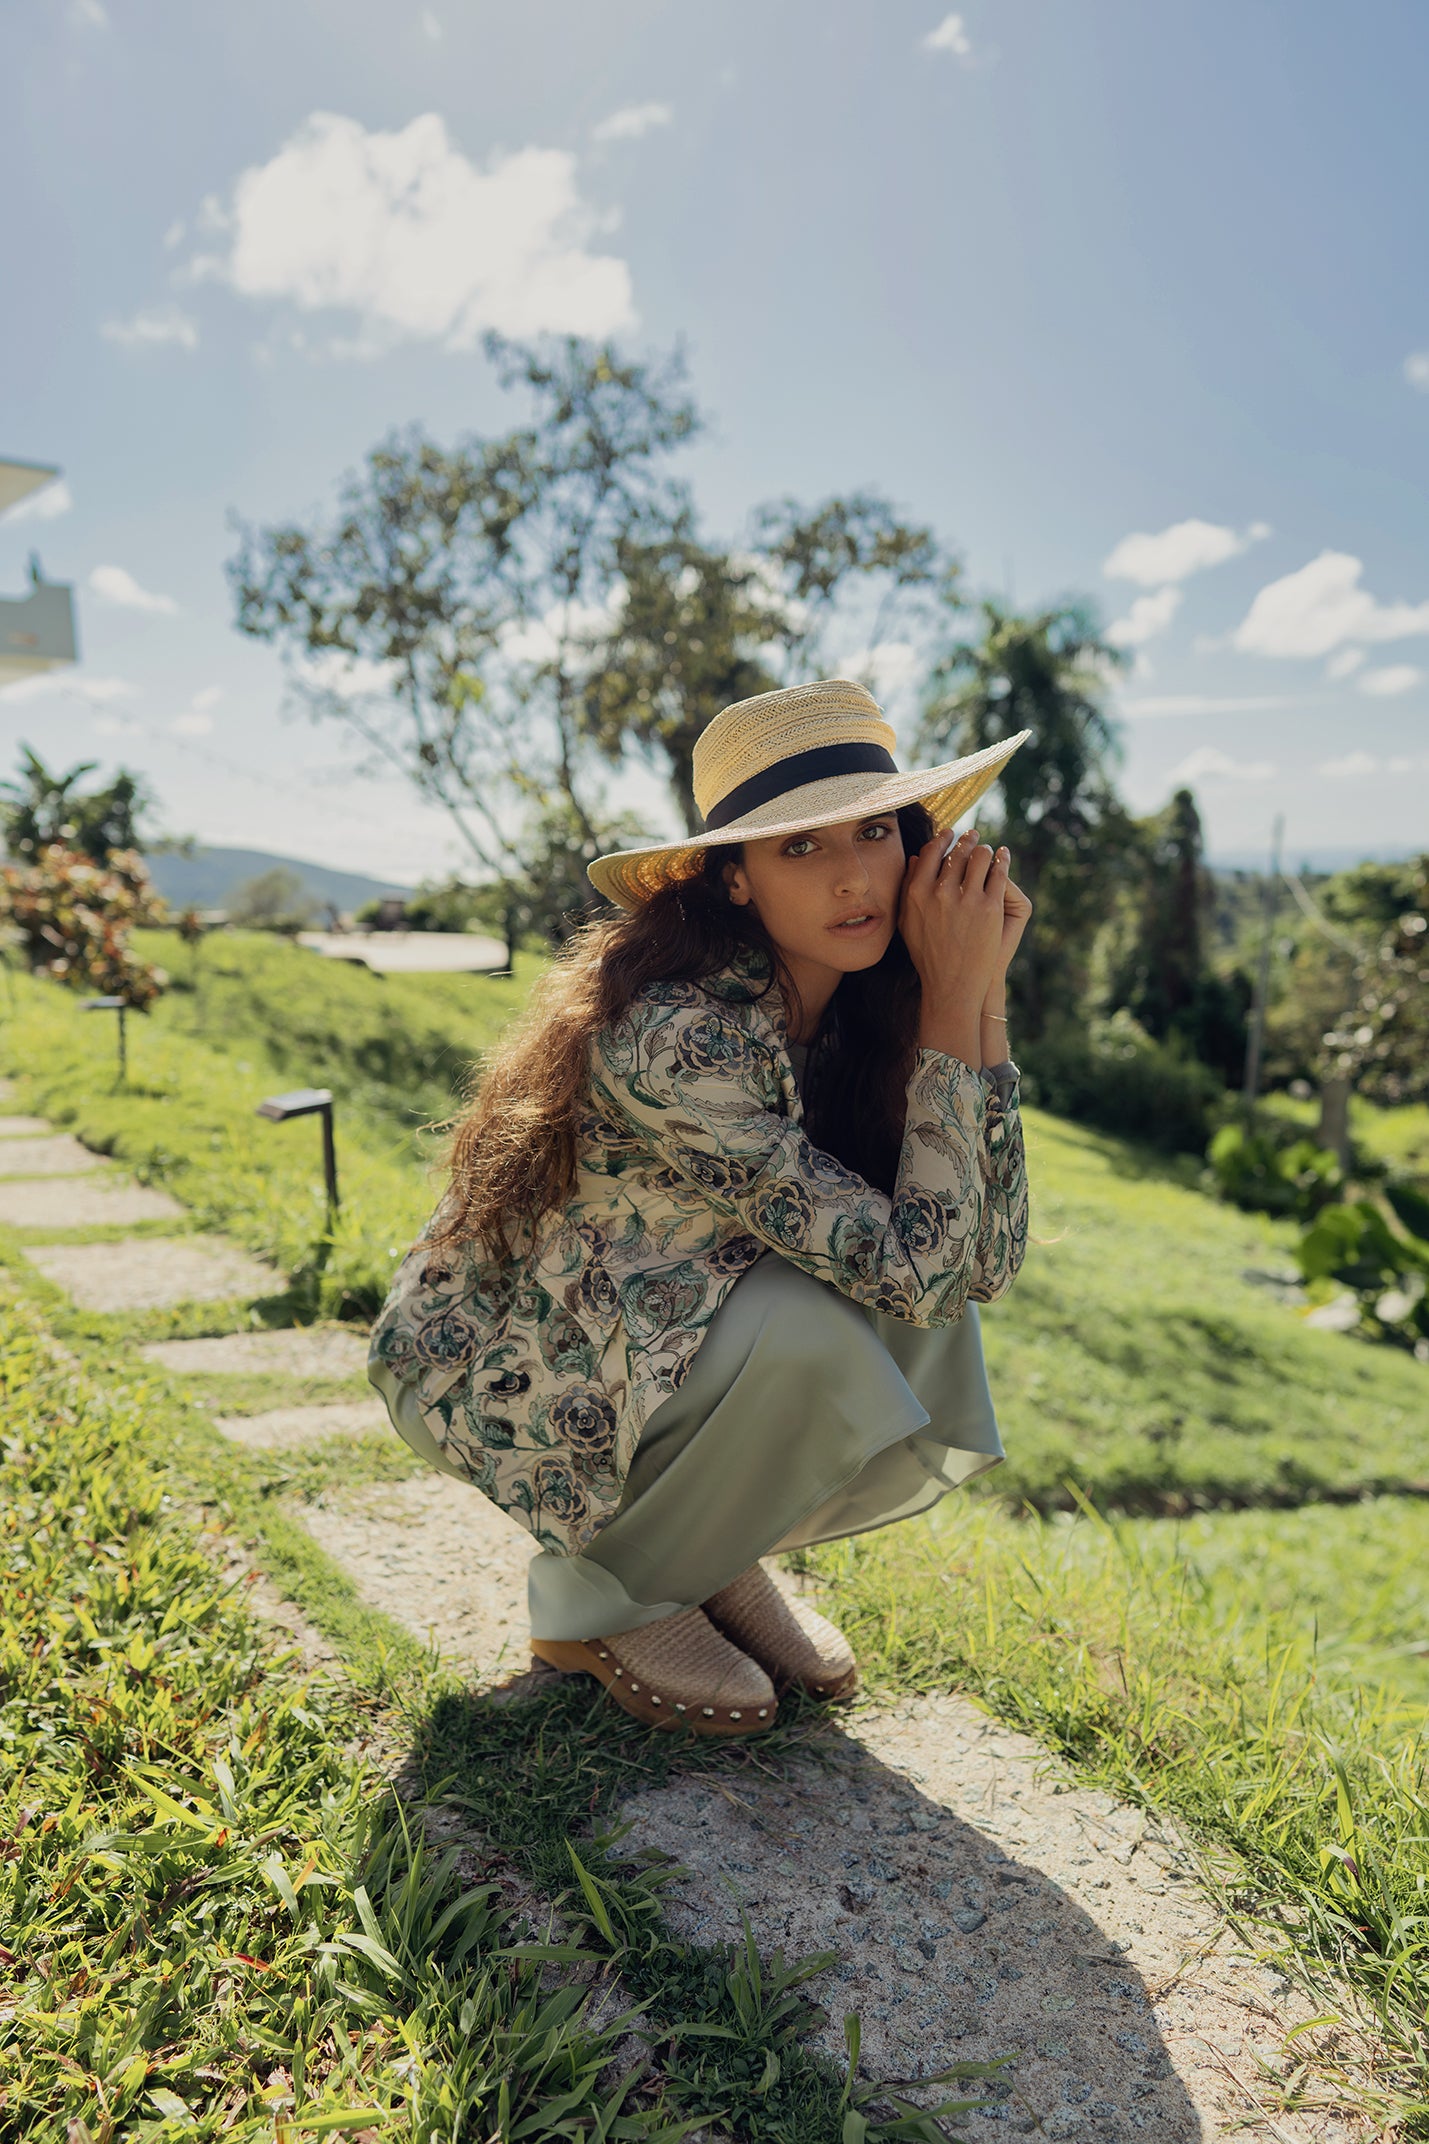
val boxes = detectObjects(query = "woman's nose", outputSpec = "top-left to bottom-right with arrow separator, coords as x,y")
833,850 -> 872,896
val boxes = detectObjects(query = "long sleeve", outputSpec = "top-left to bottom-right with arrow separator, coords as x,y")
590,997 -> 1026,1328
967,1061 -> 1028,1302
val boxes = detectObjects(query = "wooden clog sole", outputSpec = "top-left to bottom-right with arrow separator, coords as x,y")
530,1638 -> 777,1737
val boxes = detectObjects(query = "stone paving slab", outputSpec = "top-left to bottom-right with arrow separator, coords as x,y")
25,1235 -> 279,1311
0,1176 -> 185,1228
298,1473 -> 535,1682
0,1115 -> 54,1137
0,1134 -> 109,1178
215,1400 -> 393,1450
613,1690 -> 1375,2142
297,1477 -> 1380,2138
142,1327 -> 371,1379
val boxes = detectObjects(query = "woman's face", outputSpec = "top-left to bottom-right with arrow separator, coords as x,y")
725,813 -> 907,992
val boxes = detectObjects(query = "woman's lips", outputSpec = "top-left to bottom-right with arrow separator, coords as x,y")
827,913 -> 884,936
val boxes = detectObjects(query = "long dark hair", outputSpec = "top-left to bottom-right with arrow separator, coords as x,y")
436,801 -> 936,1259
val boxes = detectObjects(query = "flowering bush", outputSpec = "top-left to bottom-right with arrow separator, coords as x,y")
0,843 -> 167,1009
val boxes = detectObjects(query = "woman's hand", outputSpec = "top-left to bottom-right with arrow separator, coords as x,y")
994,870 -> 1033,981
899,829 -> 1011,1065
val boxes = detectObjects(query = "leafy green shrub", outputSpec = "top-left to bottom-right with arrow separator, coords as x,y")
1206,1121 -> 1344,1221
0,842 -> 166,1007
1295,1199 -> 1429,1356
1016,1011 -> 1220,1153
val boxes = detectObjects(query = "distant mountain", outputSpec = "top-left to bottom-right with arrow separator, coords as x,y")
1210,843 -> 1420,875
145,845 -> 411,914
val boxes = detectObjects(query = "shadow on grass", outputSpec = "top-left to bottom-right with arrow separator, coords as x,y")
388,1671 -> 1203,2143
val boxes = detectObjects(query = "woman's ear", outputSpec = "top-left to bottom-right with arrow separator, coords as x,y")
724,858 -> 754,908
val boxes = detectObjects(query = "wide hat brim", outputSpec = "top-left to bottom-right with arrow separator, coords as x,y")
587,729 -> 1032,910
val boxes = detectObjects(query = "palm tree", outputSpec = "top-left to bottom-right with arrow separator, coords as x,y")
917,600 -> 1131,1040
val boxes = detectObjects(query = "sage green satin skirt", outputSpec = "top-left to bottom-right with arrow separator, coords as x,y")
369,1252 -> 1002,1643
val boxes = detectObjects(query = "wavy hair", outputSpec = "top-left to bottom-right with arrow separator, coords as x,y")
434,802 -> 936,1260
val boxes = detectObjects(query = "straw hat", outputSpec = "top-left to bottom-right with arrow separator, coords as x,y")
587,677 -> 1031,910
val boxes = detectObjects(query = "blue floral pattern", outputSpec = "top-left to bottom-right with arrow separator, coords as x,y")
369,949 -> 1028,1555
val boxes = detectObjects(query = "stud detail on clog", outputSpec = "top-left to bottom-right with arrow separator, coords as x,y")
701,1707 -> 715,1717
729,1710 -> 742,1720
629,1682 -> 640,1692
650,1693 -> 662,1704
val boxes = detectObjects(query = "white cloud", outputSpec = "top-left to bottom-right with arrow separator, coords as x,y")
1404,351 -> 1429,393
102,306 -> 199,352
71,0 -> 108,24
1103,518 -> 1270,587
0,671 -> 137,707
93,713 -> 142,737
591,103 -> 673,143
1325,646 -> 1364,680
421,8 -> 443,37
172,685 -> 222,736
1168,746 -> 1276,784
921,12 -> 972,56
498,593 -> 625,669
295,651 -> 403,698
1119,693 -> 1292,719
1233,551 -> 1429,658
1106,586 -> 1182,650
1357,663 -> 1422,697
188,111 -> 635,351
1,478 -> 73,523
89,564 -> 179,615
1319,751 -> 1382,778
834,642 -> 920,698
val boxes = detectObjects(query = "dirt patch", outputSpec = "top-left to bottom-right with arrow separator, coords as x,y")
0,1134 -> 109,1178
214,1400 -> 394,1450
0,1115 -> 55,1138
143,1327 -> 371,1379
0,1176 -> 185,1228
612,1686 -> 1379,2141
296,1473 -> 536,1686
26,1235 -> 279,1311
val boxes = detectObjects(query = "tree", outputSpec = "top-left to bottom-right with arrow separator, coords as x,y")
580,496 -> 957,833
1102,787 -> 1251,1081
227,868 -> 321,934
0,746 -> 154,863
228,335 -> 699,887
0,844 -> 166,1007
917,599 -> 1131,1039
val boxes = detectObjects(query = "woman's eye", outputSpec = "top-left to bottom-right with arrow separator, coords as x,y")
859,823 -> 892,841
784,838 -> 816,857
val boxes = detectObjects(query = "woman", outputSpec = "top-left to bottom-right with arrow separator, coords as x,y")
369,678 -> 1032,1737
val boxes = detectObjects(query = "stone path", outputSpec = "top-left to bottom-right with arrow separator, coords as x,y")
27,1235 -> 279,1311
1,1086 -> 1385,2138
0,1132 -> 108,1177
0,1177 -> 184,1227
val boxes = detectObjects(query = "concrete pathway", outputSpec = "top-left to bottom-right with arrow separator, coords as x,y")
296,930 -> 507,974
0,1177 -> 184,1227
0,1133 -> 108,1177
0,1089 -> 1385,2138
27,1235 -> 279,1311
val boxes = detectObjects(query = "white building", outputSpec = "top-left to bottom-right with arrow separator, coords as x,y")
0,460 -> 77,690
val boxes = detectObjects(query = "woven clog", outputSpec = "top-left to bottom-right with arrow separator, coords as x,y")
703,1563 -> 858,1701
532,1605 -> 778,1736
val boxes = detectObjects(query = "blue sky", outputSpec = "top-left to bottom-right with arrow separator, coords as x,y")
4,0 -> 1427,882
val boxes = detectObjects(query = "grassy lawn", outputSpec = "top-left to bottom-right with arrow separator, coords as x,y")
2,934 -> 1427,2130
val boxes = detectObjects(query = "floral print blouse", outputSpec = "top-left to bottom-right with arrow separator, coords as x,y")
368,951 -> 1029,1557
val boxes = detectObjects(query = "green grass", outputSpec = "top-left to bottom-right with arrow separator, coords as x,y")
5,937 -> 1429,2130
977,1112 -> 1429,1512
795,1494 -> 1429,2119
0,1278 -> 1000,2143
7,932 -> 1426,1514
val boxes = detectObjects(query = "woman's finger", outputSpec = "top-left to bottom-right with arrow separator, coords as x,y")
961,840 -> 996,893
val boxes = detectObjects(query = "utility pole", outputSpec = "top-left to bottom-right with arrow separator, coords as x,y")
1241,813 -> 1285,1116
